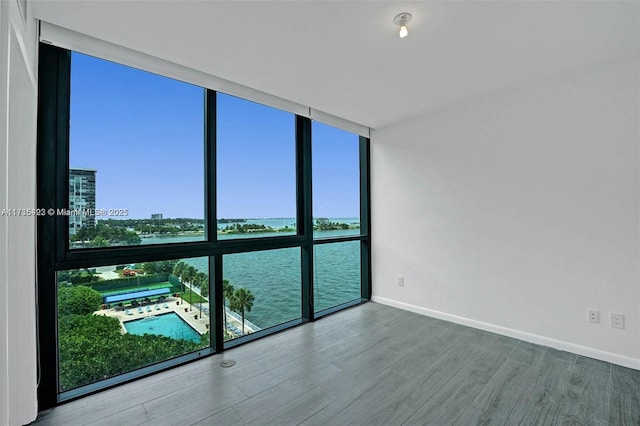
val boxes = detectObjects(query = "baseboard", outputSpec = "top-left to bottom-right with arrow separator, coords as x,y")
372,296 -> 640,370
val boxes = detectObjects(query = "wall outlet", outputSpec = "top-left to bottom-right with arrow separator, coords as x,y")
588,309 -> 599,324
611,313 -> 625,329
397,276 -> 404,287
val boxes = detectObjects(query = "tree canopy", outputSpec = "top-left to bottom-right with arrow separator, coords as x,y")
142,260 -> 178,275
58,314 -> 205,390
73,223 -> 141,246
58,285 -> 103,316
230,287 -> 255,334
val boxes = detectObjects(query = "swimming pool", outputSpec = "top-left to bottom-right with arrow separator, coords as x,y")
124,312 -> 201,342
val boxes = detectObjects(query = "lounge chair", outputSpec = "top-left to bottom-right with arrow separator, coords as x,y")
146,305 -> 152,312
163,303 -> 169,309
155,304 -> 160,310
125,309 -> 132,315
137,307 -> 143,314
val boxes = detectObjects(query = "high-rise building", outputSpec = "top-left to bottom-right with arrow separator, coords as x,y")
151,213 -> 163,220
69,168 -> 97,236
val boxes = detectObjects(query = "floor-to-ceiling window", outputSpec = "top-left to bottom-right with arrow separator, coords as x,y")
37,43 -> 370,408
312,122 -> 363,314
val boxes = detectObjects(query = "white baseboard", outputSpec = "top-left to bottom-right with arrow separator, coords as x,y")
371,296 -> 640,370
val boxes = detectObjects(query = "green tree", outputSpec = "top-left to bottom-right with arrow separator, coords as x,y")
183,265 -> 197,310
222,279 -> 235,329
143,260 -> 177,275
173,261 -> 187,293
74,225 -> 97,243
73,223 -> 141,246
58,314 -> 203,391
58,285 -> 103,316
196,272 -> 208,297
315,218 -> 331,230
142,261 -> 159,275
92,235 -> 109,247
58,269 -> 102,286
158,260 -> 178,273
118,229 -> 142,245
230,287 -> 255,335
194,271 -> 208,314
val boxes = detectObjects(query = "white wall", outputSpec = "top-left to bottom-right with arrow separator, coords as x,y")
0,0 -> 39,423
371,59 -> 640,368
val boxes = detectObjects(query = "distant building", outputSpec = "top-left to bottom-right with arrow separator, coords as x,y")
151,213 -> 163,220
69,168 -> 96,236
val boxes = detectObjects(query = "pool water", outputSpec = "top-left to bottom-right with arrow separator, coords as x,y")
124,313 -> 201,342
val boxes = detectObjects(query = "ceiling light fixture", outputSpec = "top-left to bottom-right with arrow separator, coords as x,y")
394,12 -> 412,38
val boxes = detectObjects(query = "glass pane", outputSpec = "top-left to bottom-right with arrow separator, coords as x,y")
69,53 -> 205,249
312,122 -> 360,238
314,241 -> 361,313
223,248 -> 301,341
217,93 -> 296,240
57,257 -> 210,392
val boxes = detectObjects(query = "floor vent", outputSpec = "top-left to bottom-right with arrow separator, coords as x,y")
220,359 -> 236,368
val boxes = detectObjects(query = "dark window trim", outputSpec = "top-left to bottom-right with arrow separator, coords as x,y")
299,116 -> 314,320
36,42 -> 371,410
58,345 -> 216,404
37,43 -> 68,410
360,136 -> 372,300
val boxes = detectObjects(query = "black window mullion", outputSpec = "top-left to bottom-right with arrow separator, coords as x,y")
37,43 -> 71,411
360,136 -> 371,300
297,116 -> 314,321
311,234 -> 364,245
56,47 -> 71,261
213,255 -> 224,351
301,244 -> 313,321
359,136 -> 370,238
57,242 -> 216,270
205,90 -> 217,243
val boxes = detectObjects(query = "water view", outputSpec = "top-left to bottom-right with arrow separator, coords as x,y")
139,220 -> 362,328
58,51 -> 365,398
57,225 -> 360,391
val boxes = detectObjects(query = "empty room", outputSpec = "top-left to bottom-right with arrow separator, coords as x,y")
1,1 -> 639,425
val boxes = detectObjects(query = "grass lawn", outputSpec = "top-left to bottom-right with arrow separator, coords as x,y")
179,290 -> 207,304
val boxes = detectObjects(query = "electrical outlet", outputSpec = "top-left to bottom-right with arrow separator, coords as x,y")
588,309 -> 599,324
397,276 -> 404,287
611,313 -> 625,329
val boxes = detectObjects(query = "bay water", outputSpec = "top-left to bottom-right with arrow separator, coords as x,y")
141,220 -> 361,329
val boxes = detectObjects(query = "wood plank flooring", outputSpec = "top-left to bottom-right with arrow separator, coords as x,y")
32,302 -> 640,425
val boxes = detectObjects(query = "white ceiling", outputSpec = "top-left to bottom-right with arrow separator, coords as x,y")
30,1 -> 639,129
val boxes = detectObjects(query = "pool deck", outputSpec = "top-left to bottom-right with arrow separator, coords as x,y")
94,297 -> 254,337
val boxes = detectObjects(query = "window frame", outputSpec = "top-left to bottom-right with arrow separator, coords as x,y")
36,43 -> 371,409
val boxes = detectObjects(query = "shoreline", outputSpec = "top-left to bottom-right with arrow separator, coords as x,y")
138,225 -> 360,238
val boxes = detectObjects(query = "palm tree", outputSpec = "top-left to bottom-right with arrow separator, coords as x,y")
230,287 -> 254,335
173,261 -> 186,293
183,266 -> 197,311
222,280 -> 234,329
195,271 -> 208,314
197,272 -> 208,297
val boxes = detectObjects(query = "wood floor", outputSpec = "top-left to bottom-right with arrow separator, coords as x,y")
33,302 -> 640,425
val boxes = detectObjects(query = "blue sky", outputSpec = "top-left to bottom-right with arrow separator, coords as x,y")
70,53 -> 360,220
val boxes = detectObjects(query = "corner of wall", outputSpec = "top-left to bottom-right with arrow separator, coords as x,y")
370,59 -> 640,368
1,0 -> 39,424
